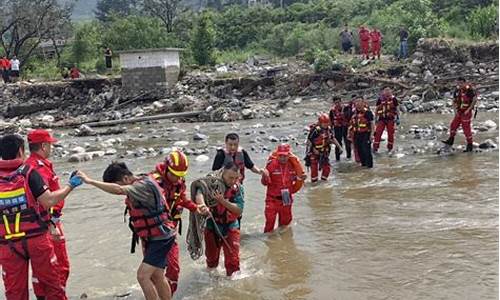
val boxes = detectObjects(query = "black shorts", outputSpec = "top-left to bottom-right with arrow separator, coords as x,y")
342,41 -> 352,52
142,236 -> 175,269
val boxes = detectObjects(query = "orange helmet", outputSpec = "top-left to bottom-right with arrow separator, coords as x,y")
318,113 -> 330,124
165,150 -> 188,177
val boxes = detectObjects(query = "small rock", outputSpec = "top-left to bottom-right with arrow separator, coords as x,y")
268,136 -> 279,142
241,109 -> 254,119
193,133 -> 208,141
484,120 -> 497,129
68,153 -> 92,162
174,141 -> 189,147
19,119 -> 32,127
70,146 -> 86,154
465,61 -> 474,67
105,148 -> 117,156
41,115 -> 55,123
195,155 -> 210,162
293,98 -> 302,105
479,139 -> 497,149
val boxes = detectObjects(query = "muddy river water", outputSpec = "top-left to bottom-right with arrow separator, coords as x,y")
1,103 -> 498,300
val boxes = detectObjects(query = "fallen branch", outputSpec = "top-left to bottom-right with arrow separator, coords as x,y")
114,92 -> 150,109
78,111 -> 203,128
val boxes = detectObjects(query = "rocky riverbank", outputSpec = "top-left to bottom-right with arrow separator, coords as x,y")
0,38 -> 497,134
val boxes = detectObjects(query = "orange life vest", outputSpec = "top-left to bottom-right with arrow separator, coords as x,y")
330,105 -> 346,127
376,96 -> 397,120
351,109 -> 371,133
125,176 -> 175,253
454,85 -> 475,112
0,160 -> 49,246
309,124 -> 332,152
268,151 -> 305,192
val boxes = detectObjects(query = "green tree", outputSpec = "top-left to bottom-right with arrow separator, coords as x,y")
191,12 -> 215,65
70,21 -> 103,64
94,0 -> 140,22
467,3 -> 498,38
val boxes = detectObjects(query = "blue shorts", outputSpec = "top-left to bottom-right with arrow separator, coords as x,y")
142,236 -> 175,269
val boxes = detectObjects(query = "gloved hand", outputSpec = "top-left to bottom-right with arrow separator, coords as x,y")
68,171 -> 83,188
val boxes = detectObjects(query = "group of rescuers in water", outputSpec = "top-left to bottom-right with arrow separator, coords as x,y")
0,79 -> 477,299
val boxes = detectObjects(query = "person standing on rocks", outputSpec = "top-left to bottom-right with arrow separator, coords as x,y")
1,55 -> 11,83
9,55 -> 20,82
442,77 -> 478,152
329,96 -> 349,161
399,27 -> 409,60
25,129 -> 71,299
151,150 -> 208,296
104,47 -> 113,72
77,163 -> 177,300
373,87 -> 399,153
261,144 -> 305,233
339,24 -> 354,54
69,65 -> 80,79
349,98 -> 375,168
358,26 -> 371,60
370,27 -> 383,59
305,114 -> 343,182
0,134 -> 82,300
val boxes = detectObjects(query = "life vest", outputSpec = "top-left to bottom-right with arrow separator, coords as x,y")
330,105 -> 346,127
124,176 -> 175,253
0,160 -> 48,245
351,109 -> 371,133
25,154 -> 64,219
454,85 -> 475,112
376,96 -> 397,120
221,148 -> 245,182
210,184 -> 241,225
268,151 -> 305,192
309,124 -> 332,152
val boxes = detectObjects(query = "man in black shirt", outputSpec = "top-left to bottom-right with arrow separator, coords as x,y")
211,133 -> 266,183
0,134 -> 81,300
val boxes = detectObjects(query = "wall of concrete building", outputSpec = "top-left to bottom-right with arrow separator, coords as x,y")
119,49 -> 181,93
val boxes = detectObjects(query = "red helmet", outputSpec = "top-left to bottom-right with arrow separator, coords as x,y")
318,113 -> 330,124
165,150 -> 188,177
276,143 -> 291,155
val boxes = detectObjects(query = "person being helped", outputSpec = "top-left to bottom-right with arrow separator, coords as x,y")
151,150 -> 208,295
77,163 -> 178,300
370,27 -> 383,60
0,134 -> 81,300
349,99 -> 375,168
441,77 -> 478,152
195,162 -> 243,277
261,144 -> 306,233
25,129 -> 71,300
305,113 -> 343,182
329,96 -> 350,161
373,87 -> 399,154
212,133 -> 266,183
358,26 -> 371,60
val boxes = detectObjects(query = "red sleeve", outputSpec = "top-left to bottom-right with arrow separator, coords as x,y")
261,163 -> 272,186
176,183 -> 197,212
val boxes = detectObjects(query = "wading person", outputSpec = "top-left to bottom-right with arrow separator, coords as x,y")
0,134 -> 81,300
330,96 -> 349,161
373,87 -> 399,153
261,144 -> 305,233
349,99 -> 375,168
305,113 -> 342,182
77,163 -> 176,300
25,129 -> 71,300
441,77 -> 477,152
195,162 -> 244,277
151,150 -> 208,295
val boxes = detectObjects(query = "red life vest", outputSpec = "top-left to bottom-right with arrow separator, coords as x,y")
330,105 -> 346,127
351,109 -> 371,133
210,184 -> 241,225
264,158 -> 300,200
0,160 -> 48,244
309,124 -> 332,152
454,85 -> 475,112
222,148 -> 245,182
124,176 -> 175,252
376,96 -> 398,120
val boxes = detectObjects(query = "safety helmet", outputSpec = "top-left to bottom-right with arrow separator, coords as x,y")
276,143 -> 291,155
318,113 -> 330,124
165,150 -> 188,177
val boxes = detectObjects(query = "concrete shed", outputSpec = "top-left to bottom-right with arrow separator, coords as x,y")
118,48 -> 182,92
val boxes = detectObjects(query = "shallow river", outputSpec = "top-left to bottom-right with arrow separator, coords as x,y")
1,106 -> 498,300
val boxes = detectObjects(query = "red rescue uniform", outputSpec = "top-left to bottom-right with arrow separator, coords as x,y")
373,95 -> 399,152
0,159 -> 66,300
359,28 -> 370,59
25,153 -> 70,299
307,124 -> 334,182
152,163 -> 197,295
261,157 -> 303,233
370,30 -> 382,59
450,84 -> 476,144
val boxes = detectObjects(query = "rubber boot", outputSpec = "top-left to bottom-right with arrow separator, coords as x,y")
464,143 -> 473,152
441,136 -> 454,146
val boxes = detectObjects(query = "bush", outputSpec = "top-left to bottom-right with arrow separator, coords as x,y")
467,3 -> 498,38
313,50 -> 335,73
